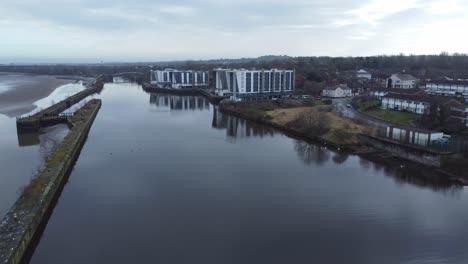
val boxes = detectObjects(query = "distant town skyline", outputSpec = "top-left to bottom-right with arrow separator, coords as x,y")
1,0 -> 467,63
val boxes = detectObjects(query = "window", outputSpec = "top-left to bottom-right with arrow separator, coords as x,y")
246,73 -> 252,92
188,72 -> 193,84
264,72 -> 270,91
270,72 -> 275,91
275,73 -> 281,91
229,72 -> 235,92
285,72 -> 291,91
253,73 -> 259,92
174,72 -> 182,83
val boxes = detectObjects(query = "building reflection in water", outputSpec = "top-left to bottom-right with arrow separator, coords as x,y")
293,140 -> 462,194
212,106 -> 276,139
148,93 -> 463,193
294,140 -> 332,166
150,93 -> 210,111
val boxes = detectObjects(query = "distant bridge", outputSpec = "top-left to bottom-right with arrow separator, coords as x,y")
113,72 -> 145,77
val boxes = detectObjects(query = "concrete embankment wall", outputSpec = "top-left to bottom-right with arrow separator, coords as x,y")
16,76 -> 104,132
359,135 -> 456,167
0,99 -> 102,264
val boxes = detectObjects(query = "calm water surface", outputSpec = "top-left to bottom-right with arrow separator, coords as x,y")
7,83 -> 468,264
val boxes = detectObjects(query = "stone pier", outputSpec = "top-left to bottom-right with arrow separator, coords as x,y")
0,99 -> 102,264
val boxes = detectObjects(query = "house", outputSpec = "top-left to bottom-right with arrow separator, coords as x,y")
356,69 -> 372,80
426,80 -> 468,100
150,69 -> 209,89
386,126 -> 444,147
450,107 -> 468,127
381,92 -> 465,118
387,74 -> 418,89
322,84 -> 352,98
369,88 -> 424,99
381,93 -> 432,114
213,68 -> 295,101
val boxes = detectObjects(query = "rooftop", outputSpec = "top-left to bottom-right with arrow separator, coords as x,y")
357,69 -> 370,74
393,73 -> 418,81
324,84 -> 351,91
427,79 -> 468,86
370,88 -> 424,95
384,93 -> 463,106
383,92 -> 432,103
213,68 -> 294,72
387,125 -> 443,134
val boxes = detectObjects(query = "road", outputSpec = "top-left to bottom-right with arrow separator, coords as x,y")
331,98 -> 392,129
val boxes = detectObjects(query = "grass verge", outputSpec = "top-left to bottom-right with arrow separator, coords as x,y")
366,109 -> 419,126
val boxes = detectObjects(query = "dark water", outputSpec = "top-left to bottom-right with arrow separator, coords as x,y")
0,114 -> 69,218
22,83 -> 468,264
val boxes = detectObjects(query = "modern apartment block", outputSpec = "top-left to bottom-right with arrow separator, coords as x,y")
150,69 -> 209,89
213,68 -> 295,101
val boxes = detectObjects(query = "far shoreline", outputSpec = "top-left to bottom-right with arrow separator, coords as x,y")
0,74 -> 83,117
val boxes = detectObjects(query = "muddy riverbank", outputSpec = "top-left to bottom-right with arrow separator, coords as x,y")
0,74 -> 76,117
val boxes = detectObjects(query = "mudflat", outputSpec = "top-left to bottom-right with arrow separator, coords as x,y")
0,73 -> 74,117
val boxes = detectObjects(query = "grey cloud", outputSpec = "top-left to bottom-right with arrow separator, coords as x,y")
0,0 -> 466,62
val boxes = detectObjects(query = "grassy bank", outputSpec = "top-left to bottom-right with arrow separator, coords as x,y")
221,100 -> 374,146
366,109 -> 419,126
355,99 -> 381,111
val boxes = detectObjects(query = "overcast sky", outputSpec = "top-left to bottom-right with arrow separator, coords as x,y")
1,0 -> 467,63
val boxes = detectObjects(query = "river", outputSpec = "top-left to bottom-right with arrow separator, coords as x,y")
2,82 -> 468,263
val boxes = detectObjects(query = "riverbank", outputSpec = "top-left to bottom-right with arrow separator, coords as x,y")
0,99 -> 102,264
219,100 -> 468,182
219,100 -> 373,149
0,74 -> 78,117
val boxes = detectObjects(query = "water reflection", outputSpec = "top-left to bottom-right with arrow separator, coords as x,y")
149,93 -> 276,139
16,125 -> 69,162
293,140 -> 462,193
147,92 -> 465,193
294,140 -> 331,166
212,106 -> 276,139
17,131 -> 40,147
380,162 -> 463,194
28,84 -> 468,264
150,93 -> 210,111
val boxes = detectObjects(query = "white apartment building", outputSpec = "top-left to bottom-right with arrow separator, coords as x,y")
369,88 -> 424,99
213,68 -> 295,101
381,93 -> 431,114
426,80 -> 468,99
387,74 -> 418,89
150,69 -> 209,89
322,84 -> 352,98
